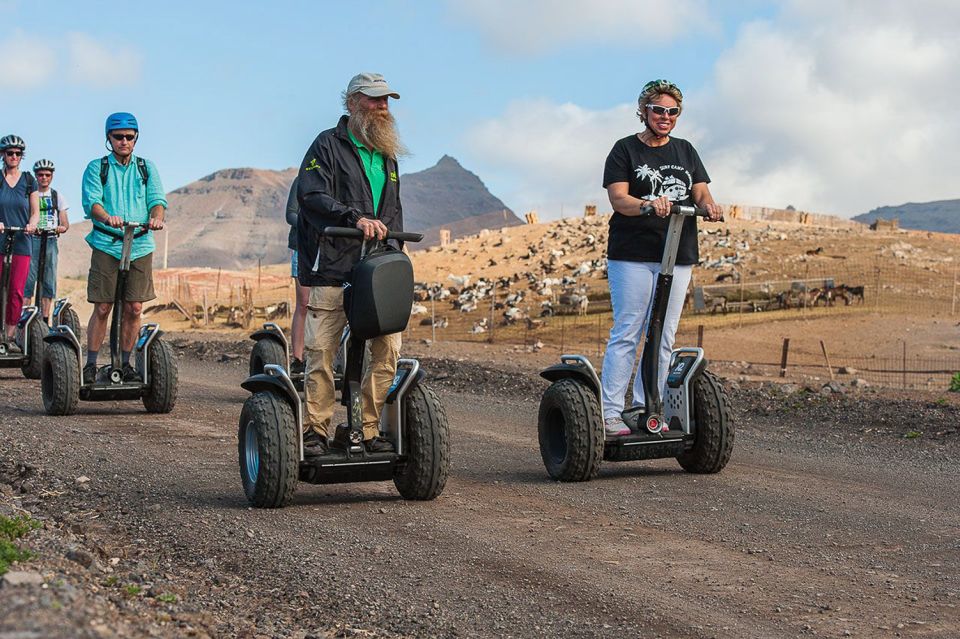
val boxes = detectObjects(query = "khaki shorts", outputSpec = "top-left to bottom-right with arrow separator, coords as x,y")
87,248 -> 156,303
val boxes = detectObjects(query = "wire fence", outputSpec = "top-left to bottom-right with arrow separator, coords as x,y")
146,252 -> 960,391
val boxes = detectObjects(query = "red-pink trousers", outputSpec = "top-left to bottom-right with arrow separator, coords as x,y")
1,254 -> 30,326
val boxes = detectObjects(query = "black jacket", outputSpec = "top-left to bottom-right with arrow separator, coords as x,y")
296,115 -> 403,286
285,176 -> 299,251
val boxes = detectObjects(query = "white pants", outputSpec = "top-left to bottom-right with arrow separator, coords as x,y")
600,260 -> 692,419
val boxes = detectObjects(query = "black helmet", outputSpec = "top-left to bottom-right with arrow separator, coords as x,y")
0,134 -> 26,151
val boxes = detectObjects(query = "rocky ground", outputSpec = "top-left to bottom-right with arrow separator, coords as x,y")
1,334 -> 958,638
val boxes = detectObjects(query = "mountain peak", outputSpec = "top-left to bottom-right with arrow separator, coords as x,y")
435,154 -> 462,169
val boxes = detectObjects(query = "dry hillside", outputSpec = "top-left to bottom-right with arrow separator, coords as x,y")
57,157 -> 522,276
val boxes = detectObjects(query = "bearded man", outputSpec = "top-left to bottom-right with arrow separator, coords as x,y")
296,72 -> 407,455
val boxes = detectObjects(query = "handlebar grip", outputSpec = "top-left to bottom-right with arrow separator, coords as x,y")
639,204 -> 723,221
321,226 -> 423,242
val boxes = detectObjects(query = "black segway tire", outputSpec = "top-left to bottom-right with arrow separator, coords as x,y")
142,338 -> 178,413
538,378 -> 603,482
20,316 -> 45,379
60,307 -> 81,338
676,369 -> 734,473
238,391 -> 298,508
250,338 -> 286,376
394,384 -> 449,500
42,341 -> 79,416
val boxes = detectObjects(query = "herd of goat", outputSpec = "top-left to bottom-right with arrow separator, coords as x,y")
410,270 -> 866,332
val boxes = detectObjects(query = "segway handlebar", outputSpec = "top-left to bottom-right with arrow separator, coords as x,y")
96,221 -> 151,240
0,226 -> 27,233
640,204 -> 724,221
321,226 -> 423,243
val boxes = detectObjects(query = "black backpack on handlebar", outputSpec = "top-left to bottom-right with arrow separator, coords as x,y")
344,246 -> 414,341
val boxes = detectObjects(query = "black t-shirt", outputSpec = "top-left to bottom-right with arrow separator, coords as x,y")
602,135 -> 709,265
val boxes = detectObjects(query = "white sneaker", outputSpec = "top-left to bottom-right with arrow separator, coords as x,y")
604,417 -> 631,437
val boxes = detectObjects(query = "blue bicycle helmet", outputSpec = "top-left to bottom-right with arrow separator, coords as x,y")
105,112 -> 139,136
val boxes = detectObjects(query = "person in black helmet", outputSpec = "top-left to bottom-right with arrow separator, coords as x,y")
24,159 -> 70,323
0,134 -> 39,347
599,80 -> 722,437
80,112 -> 166,385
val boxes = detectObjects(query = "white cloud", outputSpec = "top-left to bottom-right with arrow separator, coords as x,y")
466,2 -> 960,217
448,0 -> 716,54
465,100 -> 634,216
67,33 -> 142,88
0,30 -> 57,89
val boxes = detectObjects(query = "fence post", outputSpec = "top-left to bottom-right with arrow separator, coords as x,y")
738,269 -> 745,328
902,341 -> 907,389
779,338 -> 790,378
697,324 -> 704,348
431,295 -> 436,343
488,285 -> 496,343
874,264 -> 882,310
560,314 -> 565,353
952,265 -> 958,316
596,313 -> 601,358
820,339 -> 834,380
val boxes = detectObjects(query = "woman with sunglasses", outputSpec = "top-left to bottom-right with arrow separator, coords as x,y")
599,80 -> 723,436
0,134 -> 39,345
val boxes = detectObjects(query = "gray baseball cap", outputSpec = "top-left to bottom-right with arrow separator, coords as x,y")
346,72 -> 400,99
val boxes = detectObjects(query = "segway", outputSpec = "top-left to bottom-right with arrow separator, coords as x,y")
10,227 -> 83,380
29,226 -> 82,337
0,227 -> 42,378
249,323 -> 353,393
538,204 -> 733,481
238,227 -> 449,508
41,222 -> 178,415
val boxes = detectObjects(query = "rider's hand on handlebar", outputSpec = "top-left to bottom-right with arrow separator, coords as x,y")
107,215 -> 124,228
148,217 -> 165,231
650,196 -> 671,218
0,222 -> 4,233
704,203 -> 723,222
356,217 -> 387,241
25,222 -> 37,234
56,225 -> 67,234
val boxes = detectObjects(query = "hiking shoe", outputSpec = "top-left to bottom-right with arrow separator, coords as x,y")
290,358 -> 305,376
364,437 -> 396,453
95,365 -> 113,383
604,417 -> 631,437
122,363 -> 142,383
82,362 -> 97,385
303,430 -> 328,456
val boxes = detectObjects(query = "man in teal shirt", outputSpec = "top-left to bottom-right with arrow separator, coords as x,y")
80,112 -> 167,384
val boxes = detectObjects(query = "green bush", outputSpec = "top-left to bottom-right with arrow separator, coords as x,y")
0,514 -> 41,575
949,372 -> 960,393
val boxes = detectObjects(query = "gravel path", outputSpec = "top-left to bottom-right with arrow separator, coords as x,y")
1,338 -> 958,638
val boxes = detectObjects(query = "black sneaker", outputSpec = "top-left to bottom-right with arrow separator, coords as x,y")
364,437 -> 396,453
303,430 -> 328,456
82,362 -> 97,385
290,358 -> 305,376
122,363 -> 142,383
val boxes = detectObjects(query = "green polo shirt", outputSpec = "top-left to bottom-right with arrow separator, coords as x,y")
348,130 -> 386,217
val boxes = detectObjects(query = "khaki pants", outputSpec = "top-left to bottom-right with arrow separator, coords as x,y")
303,286 -> 401,441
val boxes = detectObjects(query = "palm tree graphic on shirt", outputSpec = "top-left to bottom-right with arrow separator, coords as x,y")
635,164 -> 663,198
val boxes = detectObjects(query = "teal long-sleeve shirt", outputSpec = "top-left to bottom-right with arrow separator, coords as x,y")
81,154 -> 167,261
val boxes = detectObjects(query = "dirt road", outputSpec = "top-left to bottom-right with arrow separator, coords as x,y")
1,339 -> 958,638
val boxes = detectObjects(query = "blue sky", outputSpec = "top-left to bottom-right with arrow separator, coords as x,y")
5,1 -> 959,222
